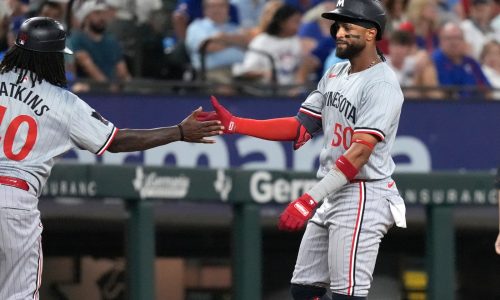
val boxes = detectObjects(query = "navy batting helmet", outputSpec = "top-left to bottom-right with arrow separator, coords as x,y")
322,0 -> 387,40
15,17 -> 73,54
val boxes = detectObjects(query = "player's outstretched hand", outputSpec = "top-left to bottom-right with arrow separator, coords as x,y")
495,233 -> 500,255
208,96 -> 237,134
278,194 -> 318,231
196,111 -> 219,122
179,107 -> 224,143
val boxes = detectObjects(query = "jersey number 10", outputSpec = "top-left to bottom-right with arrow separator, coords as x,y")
0,105 -> 38,161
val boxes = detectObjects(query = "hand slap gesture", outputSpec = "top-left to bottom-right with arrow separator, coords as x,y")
179,107 -> 224,143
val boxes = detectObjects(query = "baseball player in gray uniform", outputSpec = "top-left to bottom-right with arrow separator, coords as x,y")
200,0 -> 406,299
0,17 -> 223,300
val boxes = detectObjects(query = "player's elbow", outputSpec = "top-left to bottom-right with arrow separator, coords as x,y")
106,137 -> 125,153
106,144 -> 120,153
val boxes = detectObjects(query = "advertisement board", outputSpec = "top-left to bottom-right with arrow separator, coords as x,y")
64,94 -> 500,172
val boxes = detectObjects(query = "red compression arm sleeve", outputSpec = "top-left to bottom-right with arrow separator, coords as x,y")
234,117 -> 300,141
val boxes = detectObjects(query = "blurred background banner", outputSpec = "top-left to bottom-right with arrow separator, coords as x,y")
63,94 -> 500,172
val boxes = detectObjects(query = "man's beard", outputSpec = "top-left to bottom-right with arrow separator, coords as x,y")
335,42 -> 364,59
89,22 -> 106,34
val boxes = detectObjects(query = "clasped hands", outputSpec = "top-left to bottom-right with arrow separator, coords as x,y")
197,96 -> 317,231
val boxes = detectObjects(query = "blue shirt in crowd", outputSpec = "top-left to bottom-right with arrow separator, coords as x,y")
175,0 -> 240,24
432,49 -> 490,98
69,31 -> 124,80
299,21 -> 335,77
185,18 -> 245,70
284,0 -> 324,12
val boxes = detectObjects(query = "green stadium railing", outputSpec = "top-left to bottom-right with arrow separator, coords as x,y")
42,164 -> 497,300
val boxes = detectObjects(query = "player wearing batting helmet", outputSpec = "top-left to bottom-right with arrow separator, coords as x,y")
0,17 -> 223,300
199,0 -> 406,299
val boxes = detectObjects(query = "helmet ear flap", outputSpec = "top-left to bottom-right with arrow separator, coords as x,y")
330,23 -> 339,39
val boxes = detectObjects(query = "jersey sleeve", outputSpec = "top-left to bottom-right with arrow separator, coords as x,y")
69,98 -> 118,155
296,91 -> 323,136
354,81 -> 403,141
295,73 -> 328,137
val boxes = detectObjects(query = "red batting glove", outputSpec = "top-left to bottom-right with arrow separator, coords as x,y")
210,96 -> 238,133
278,193 -> 318,231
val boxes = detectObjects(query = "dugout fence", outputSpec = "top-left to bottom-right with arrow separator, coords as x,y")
44,164 -> 496,300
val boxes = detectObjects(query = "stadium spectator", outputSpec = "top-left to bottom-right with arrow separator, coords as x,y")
232,0 -> 267,29
387,30 -> 443,99
234,4 -> 307,86
453,0 -> 472,19
298,1 -> 336,78
103,0 -> 162,76
5,0 -> 30,22
432,22 -> 491,98
480,40 -> 500,99
36,0 -> 65,23
137,10 -> 176,79
104,0 -> 161,25
68,1 -> 131,88
246,0 -> 284,39
1,0 -> 29,51
436,0 -> 462,23
460,0 -> 498,59
492,0 -> 500,32
284,0 -> 324,13
407,0 -> 441,53
385,0 -> 410,35
172,0 -> 240,41
0,18 -> 23,61
33,0 -> 75,85
185,0 -> 248,87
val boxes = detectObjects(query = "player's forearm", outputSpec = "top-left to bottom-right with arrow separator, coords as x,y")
234,117 -> 299,141
107,127 -> 180,152
307,143 -> 373,201
342,144 -> 372,169
210,97 -> 299,141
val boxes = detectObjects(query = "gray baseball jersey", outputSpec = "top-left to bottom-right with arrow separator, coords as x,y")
292,61 -> 405,297
297,61 -> 403,180
0,70 -> 117,200
0,70 -> 116,300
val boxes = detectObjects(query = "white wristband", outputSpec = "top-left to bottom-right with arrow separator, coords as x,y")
308,168 -> 348,201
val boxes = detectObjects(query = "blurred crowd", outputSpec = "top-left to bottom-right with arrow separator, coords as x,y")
0,0 -> 499,99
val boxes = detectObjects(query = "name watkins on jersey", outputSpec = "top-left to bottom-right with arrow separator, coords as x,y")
324,91 -> 357,124
0,81 -> 50,116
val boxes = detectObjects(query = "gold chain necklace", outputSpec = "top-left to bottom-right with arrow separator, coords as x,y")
348,57 -> 381,75
368,57 -> 381,68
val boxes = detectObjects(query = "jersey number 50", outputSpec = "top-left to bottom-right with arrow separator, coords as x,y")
331,122 -> 354,150
0,105 -> 38,161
